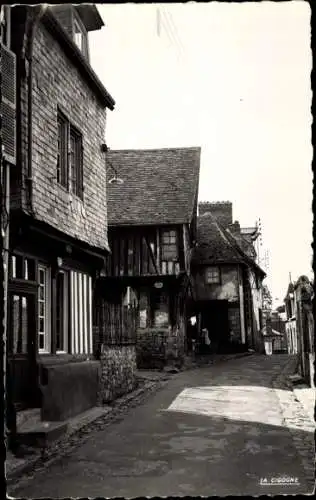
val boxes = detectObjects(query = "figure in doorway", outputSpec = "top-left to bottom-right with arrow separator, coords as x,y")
202,327 -> 211,353
188,315 -> 197,353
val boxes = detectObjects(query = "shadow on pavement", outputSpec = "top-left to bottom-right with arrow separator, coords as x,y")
8,393 -> 314,498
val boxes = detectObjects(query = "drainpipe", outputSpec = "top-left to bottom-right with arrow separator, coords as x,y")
25,5 -> 47,214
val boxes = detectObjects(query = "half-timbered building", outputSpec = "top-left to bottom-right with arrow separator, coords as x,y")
97,147 -> 201,368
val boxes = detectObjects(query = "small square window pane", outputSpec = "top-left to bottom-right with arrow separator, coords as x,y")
24,259 -> 28,280
26,258 -> 35,281
39,301 -> 44,316
39,318 -> 44,333
39,334 -> 44,349
15,255 -> 23,279
39,269 -> 45,284
11,256 -> 16,278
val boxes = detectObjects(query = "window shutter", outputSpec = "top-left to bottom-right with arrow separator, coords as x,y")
66,122 -> 70,190
1,41 -> 16,165
78,142 -> 84,199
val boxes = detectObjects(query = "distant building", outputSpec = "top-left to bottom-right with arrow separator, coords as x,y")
261,315 -> 287,354
191,202 -> 266,354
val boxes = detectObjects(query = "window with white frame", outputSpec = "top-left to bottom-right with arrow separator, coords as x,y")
10,254 -> 35,280
70,271 -> 92,354
38,265 -> 51,352
205,266 -> 220,284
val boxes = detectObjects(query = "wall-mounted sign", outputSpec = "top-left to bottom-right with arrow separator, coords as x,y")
154,282 -> 163,289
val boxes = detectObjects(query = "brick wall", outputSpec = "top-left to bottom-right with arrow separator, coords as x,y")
19,21 -> 109,250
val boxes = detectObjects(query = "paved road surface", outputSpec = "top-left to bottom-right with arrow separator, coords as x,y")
9,355 -> 314,497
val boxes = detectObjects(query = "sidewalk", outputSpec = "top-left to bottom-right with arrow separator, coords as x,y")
293,386 -> 315,424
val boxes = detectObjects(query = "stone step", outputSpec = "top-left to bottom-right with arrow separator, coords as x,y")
16,408 -> 41,429
16,406 -> 111,450
17,419 -> 69,449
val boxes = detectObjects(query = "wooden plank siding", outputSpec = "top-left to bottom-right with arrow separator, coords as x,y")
107,225 -> 191,278
93,292 -> 138,350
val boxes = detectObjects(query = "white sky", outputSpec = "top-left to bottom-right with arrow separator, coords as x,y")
89,1 -> 313,306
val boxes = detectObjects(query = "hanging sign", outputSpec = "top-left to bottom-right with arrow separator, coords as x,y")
154,282 -> 163,289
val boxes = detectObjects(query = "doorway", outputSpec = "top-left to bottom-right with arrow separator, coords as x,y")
7,291 -> 39,410
200,300 -> 230,353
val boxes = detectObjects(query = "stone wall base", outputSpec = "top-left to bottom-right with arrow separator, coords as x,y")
98,345 -> 138,404
136,326 -> 185,369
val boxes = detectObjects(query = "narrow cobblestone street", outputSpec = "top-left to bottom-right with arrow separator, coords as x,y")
8,354 -> 315,497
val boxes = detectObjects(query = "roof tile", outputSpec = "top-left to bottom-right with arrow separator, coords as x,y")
106,147 -> 201,226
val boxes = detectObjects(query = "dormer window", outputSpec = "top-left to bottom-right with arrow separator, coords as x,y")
73,13 -> 89,59
51,5 -> 104,62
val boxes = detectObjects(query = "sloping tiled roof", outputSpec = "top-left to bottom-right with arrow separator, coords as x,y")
192,213 -> 245,264
192,212 -> 266,277
228,230 -> 257,260
106,147 -> 201,226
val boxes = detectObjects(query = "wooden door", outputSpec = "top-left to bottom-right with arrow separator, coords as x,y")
7,291 -> 39,410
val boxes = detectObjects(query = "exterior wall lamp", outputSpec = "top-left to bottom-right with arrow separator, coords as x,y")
101,143 -> 124,185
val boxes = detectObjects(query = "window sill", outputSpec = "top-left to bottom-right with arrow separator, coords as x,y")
57,183 -> 84,204
37,353 -> 92,365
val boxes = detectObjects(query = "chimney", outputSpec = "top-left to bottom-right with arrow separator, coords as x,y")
228,220 -> 241,235
198,201 -> 233,228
